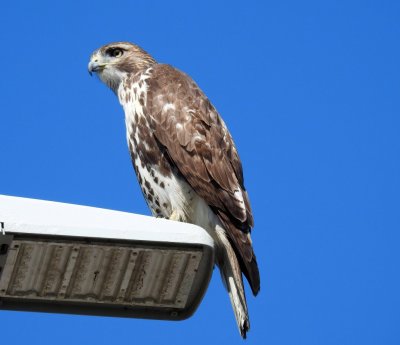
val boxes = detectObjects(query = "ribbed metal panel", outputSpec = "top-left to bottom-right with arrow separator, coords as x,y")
0,240 -> 202,309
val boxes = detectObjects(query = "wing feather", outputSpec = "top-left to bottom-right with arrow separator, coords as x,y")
145,65 -> 259,294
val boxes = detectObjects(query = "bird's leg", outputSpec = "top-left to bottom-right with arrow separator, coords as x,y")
169,210 -> 182,222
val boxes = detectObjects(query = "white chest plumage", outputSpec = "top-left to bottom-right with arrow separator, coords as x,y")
117,69 -> 215,231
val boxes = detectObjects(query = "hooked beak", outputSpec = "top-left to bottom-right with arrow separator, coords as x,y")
88,60 -> 105,76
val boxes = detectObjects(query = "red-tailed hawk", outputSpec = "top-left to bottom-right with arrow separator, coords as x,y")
88,42 -> 260,338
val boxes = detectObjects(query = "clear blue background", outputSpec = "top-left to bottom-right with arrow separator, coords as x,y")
1,1 -> 399,344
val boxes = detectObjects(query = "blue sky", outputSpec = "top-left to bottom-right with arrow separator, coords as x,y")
1,1 -> 399,344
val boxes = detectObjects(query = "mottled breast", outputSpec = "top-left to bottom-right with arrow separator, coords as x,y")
117,67 -> 195,220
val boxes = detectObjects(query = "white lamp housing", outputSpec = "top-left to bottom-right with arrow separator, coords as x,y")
0,195 -> 214,320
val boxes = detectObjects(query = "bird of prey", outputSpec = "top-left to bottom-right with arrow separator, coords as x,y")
88,42 -> 260,338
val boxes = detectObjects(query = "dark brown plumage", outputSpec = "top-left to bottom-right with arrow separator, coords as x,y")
142,65 -> 260,295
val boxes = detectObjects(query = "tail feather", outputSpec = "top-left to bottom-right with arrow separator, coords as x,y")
216,225 -> 250,338
215,210 -> 260,296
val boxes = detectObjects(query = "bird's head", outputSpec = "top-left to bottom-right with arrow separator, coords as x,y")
88,42 -> 156,93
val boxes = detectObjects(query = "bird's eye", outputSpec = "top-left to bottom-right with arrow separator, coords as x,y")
107,48 -> 123,58
113,48 -> 123,57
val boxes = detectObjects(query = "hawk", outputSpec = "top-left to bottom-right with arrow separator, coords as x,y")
88,42 -> 260,338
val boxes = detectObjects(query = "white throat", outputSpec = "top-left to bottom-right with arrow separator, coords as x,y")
99,67 -> 128,94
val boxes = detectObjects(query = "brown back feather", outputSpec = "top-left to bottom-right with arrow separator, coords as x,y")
144,64 -> 260,294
